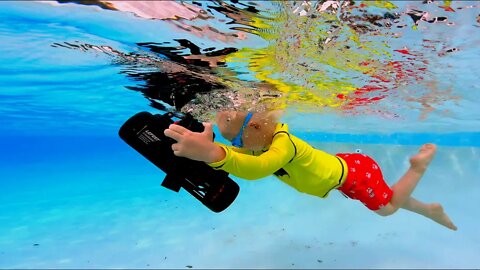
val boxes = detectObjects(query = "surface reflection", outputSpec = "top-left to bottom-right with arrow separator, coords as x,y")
50,0 -> 478,120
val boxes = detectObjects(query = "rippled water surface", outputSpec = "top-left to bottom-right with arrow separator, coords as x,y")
1,0 -> 479,135
0,1 -> 479,268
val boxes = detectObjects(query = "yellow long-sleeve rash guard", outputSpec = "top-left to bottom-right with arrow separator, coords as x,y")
208,123 -> 348,198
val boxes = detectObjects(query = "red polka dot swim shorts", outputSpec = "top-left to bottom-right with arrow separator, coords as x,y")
336,153 -> 393,211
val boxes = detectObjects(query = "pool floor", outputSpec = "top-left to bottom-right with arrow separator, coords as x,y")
0,136 -> 478,268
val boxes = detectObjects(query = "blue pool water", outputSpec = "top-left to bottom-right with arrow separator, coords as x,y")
1,1 -> 479,268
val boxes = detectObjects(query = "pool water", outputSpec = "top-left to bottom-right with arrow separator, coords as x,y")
1,1 -> 479,268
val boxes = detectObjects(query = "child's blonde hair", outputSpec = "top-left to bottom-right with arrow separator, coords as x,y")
180,82 -> 285,121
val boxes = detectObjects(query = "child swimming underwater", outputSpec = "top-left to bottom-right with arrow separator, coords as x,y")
164,110 -> 457,231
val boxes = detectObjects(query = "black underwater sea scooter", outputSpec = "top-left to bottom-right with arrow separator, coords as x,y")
118,111 -> 240,213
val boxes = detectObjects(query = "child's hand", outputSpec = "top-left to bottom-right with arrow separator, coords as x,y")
164,122 -> 225,163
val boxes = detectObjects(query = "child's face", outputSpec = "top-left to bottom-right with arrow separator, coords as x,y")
215,111 -> 244,142
215,111 -> 270,151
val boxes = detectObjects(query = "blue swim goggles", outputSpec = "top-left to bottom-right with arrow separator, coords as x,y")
230,112 -> 253,148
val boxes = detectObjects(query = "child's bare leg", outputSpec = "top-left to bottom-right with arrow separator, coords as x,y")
375,144 -> 435,213
391,143 -> 437,209
402,196 -> 457,230
375,144 -> 457,230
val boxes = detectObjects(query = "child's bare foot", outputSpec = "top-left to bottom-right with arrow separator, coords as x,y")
428,203 -> 458,231
410,143 -> 437,172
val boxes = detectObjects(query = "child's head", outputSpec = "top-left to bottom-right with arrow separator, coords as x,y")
215,110 -> 282,151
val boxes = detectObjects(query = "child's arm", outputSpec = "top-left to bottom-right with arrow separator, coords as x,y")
207,137 -> 295,180
165,123 -> 295,180
164,122 -> 226,163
